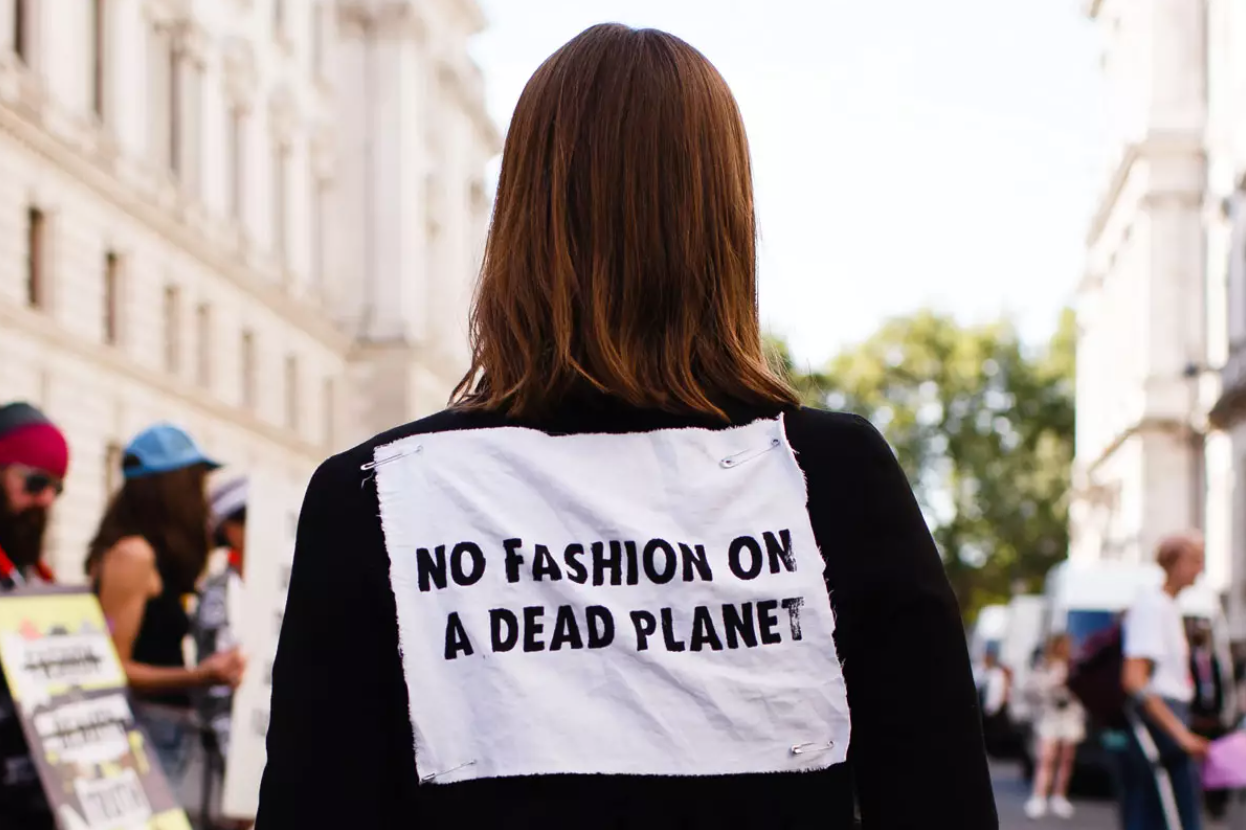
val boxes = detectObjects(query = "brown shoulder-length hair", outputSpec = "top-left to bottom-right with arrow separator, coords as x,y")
86,463 -> 211,596
452,23 -> 798,420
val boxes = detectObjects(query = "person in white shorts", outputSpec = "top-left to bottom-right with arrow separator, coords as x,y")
1026,633 -> 1085,819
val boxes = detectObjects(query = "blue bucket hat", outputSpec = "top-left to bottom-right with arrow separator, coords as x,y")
122,423 -> 221,480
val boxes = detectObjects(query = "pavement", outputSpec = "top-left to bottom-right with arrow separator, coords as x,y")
992,760 -> 1237,829
992,761 -> 1118,829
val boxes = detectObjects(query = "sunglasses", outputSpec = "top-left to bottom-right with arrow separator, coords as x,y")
18,467 -> 63,497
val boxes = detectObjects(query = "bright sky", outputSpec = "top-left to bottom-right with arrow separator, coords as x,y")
471,0 -> 1105,369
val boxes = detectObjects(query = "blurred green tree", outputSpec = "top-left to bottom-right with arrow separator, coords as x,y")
769,309 -> 1076,619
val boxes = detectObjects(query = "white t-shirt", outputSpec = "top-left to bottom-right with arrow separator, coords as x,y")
1123,587 -> 1193,704
981,667 -> 1008,716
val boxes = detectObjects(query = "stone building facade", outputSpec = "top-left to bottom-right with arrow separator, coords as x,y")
0,0 -> 498,579
1074,0 -> 1246,633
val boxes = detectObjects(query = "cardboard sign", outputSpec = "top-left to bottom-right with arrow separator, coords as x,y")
220,473 -> 305,819
374,415 -> 851,785
0,587 -> 192,830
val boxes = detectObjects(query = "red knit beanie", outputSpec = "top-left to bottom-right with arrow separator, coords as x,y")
0,403 -> 69,480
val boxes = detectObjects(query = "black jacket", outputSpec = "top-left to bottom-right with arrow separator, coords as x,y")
256,400 -> 997,829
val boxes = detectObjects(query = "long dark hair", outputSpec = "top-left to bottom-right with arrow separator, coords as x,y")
86,463 -> 210,595
452,24 -> 797,420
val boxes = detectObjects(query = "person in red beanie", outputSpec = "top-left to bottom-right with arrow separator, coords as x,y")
0,401 -> 68,829
0,401 -> 67,590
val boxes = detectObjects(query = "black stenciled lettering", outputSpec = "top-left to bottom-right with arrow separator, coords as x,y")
587,606 -> 615,648
416,545 -> 447,592
782,597 -> 805,641
503,538 -> 525,583
728,536 -> 763,581
523,606 -> 546,652
690,605 -> 724,652
450,542 -> 486,586
564,543 -> 589,584
642,539 -> 677,584
660,608 -> 686,652
680,543 -> 713,582
550,605 -> 585,651
630,610 -> 656,651
723,602 -> 758,648
490,608 -> 518,652
624,541 -> 639,585
764,530 -> 797,574
532,544 -> 564,581
593,541 -> 621,586
757,600 -> 782,645
444,612 -> 475,660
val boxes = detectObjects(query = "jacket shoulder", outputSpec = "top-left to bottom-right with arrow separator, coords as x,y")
313,408 -> 502,491
784,407 -> 893,463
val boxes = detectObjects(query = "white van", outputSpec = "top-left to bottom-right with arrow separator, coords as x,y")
1044,560 -> 1229,662
969,604 -> 1009,670
998,595 -> 1046,727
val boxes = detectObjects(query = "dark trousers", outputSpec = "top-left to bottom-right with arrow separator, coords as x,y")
1113,702 -> 1202,830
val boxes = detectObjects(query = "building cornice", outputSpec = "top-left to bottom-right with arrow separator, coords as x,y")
220,37 -> 259,109
337,2 -> 429,40
1086,133 -> 1207,246
347,337 -> 466,390
0,97 -> 352,354
447,0 -> 489,35
0,301 -> 330,460
1082,415 -> 1203,477
435,57 -> 501,153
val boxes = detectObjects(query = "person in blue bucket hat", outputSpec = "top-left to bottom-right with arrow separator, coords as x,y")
85,423 -> 246,816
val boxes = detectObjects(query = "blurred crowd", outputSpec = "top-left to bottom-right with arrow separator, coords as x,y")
0,400 -> 252,830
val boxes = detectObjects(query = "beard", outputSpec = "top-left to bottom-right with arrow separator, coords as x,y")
0,485 -> 48,571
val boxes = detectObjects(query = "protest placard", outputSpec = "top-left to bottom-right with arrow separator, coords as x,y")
0,587 -> 192,830
374,416 -> 852,785
220,472 -> 306,819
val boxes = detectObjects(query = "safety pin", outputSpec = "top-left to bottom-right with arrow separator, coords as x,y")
360,445 -> 422,472
720,438 -> 782,469
360,445 -> 422,488
790,740 -> 835,756
420,759 -> 477,783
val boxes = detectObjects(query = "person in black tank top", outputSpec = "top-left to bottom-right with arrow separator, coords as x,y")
130,573 -> 194,708
87,424 -> 247,807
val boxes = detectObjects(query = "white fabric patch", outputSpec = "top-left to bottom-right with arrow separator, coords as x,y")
374,415 -> 850,784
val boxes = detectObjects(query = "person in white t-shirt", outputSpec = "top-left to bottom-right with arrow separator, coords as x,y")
1118,532 -> 1207,830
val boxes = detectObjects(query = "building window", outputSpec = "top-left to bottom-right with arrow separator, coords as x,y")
323,377 -> 335,448
25,206 -> 44,309
284,355 -> 299,429
272,143 -> 289,267
103,251 -> 120,345
195,302 -> 211,387
228,106 -> 246,221
183,63 -> 203,193
90,0 -> 106,120
311,2 -> 325,76
13,0 -> 29,65
241,329 -> 256,409
168,40 -> 182,178
147,24 -> 171,168
104,442 -> 123,496
312,177 -> 327,290
163,284 -> 181,373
